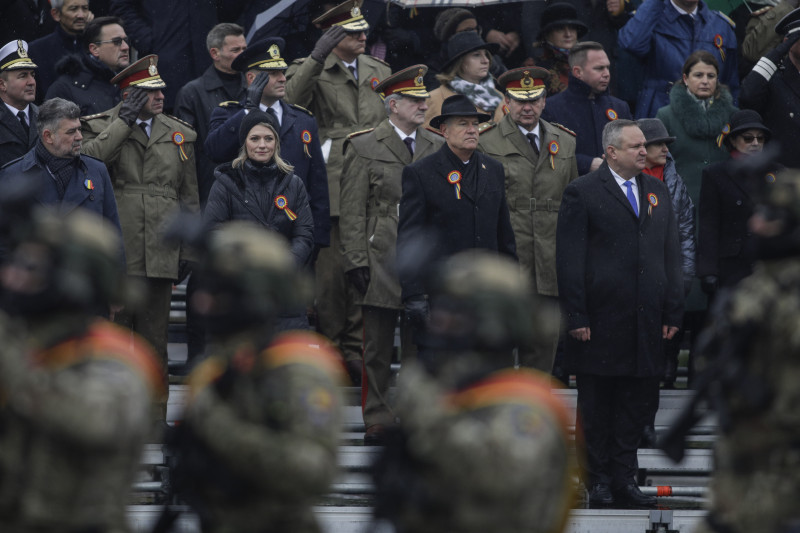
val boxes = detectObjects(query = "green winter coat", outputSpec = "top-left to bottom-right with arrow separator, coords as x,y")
478,114 -> 578,296
285,54 -> 391,217
340,120 -> 444,308
81,104 -> 200,279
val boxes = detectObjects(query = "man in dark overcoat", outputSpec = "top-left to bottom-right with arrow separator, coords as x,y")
556,119 -> 683,507
397,94 -> 516,347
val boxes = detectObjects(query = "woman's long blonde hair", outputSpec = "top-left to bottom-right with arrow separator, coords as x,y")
233,121 -> 294,174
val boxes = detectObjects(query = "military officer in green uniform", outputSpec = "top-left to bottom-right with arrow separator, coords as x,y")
372,250 -> 577,533
169,222 -> 344,533
0,207 -> 164,532
340,64 -> 444,444
285,0 -> 391,382
692,169 -> 800,533
80,54 -> 200,405
478,66 -> 578,374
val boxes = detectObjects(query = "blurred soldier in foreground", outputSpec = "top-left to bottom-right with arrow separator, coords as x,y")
687,169 -> 800,533
372,250 -> 575,533
168,221 -> 344,533
0,207 -> 164,531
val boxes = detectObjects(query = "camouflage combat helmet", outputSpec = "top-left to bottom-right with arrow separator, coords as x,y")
4,207 -> 123,314
429,250 -> 554,353
194,222 -> 310,331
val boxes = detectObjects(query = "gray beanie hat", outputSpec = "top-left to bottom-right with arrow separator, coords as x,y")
434,8 -> 476,42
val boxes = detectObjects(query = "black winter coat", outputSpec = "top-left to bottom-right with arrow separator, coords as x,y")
204,161 -> 314,266
556,164 -> 683,377
28,24 -> 82,103
45,54 -> 121,116
0,103 -> 38,168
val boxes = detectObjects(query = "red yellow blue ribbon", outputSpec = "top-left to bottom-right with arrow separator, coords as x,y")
606,108 -> 618,121
548,141 -> 559,170
84,179 -> 94,190
274,195 -> 297,220
172,131 -> 189,162
447,170 -> 462,200
647,193 -> 658,216
714,34 -> 725,62
716,123 -> 730,148
301,130 -> 312,158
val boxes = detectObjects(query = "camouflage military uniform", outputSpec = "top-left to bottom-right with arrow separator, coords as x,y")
695,257 -> 800,533
179,331 -> 344,533
381,361 -> 576,533
0,314 -> 163,532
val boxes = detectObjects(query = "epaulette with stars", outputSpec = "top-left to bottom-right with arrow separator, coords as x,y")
551,122 -> 577,137
289,103 -> 313,116
166,114 -> 196,131
478,122 -> 497,134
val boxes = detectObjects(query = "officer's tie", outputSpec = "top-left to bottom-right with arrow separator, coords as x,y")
17,111 -> 29,137
348,65 -> 358,80
526,133 -> 539,156
403,137 -> 414,156
139,122 -> 150,138
267,106 -> 279,126
624,180 -> 639,216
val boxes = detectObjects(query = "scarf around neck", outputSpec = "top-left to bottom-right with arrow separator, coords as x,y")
449,75 -> 503,113
35,139 -> 80,199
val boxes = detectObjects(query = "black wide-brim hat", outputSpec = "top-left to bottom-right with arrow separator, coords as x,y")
441,31 -> 500,73
537,2 -> 589,41
429,94 -> 491,129
728,109 -> 771,139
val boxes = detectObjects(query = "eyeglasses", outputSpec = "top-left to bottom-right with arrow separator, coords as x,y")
94,36 -> 130,47
740,134 -> 766,144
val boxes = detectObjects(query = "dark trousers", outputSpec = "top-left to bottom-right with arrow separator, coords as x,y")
575,374 -> 660,488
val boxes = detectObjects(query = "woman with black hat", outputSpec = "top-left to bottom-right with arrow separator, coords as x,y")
424,31 -> 506,128
203,110 -> 314,330
638,117 -> 695,390
697,109 -> 780,297
531,2 -> 589,95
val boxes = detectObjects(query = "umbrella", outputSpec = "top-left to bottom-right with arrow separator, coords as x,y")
704,0 -> 752,14
247,0 -> 387,42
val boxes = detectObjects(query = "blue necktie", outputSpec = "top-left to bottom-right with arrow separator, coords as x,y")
624,180 -> 639,216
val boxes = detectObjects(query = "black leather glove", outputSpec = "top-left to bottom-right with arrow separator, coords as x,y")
700,275 -> 719,295
245,71 -> 270,110
119,87 -> 149,127
176,260 -> 194,284
346,267 -> 370,295
311,25 -> 347,64
766,29 -> 800,65
404,296 -> 429,328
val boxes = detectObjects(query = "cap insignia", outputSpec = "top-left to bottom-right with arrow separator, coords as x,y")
351,5 -> 361,16
269,44 -> 280,59
521,71 -> 533,88
148,57 -> 157,76
415,68 -> 424,86
17,40 -> 27,58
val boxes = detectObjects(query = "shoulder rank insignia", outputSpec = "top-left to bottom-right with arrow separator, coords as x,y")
80,112 -> 110,121
424,125 -> 444,137
367,55 -> 391,68
166,114 -> 195,131
289,103 -> 313,116
347,128 -> 374,139
478,121 -> 497,134
551,122 -> 577,137
218,100 -> 241,108
715,11 -> 736,28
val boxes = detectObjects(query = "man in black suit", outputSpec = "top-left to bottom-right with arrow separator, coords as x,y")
556,119 -> 683,507
397,94 -> 516,345
0,40 -> 39,168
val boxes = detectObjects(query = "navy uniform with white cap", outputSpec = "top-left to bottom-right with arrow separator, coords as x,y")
740,7 -> 800,169
80,55 -> 200,411
340,65 -> 444,443
479,66 -> 577,373
285,0 -> 390,384
0,40 -> 39,167
205,37 -> 331,253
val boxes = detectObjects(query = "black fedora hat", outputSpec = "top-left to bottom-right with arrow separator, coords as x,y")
538,2 -> 589,40
441,31 -> 499,72
728,109 -> 771,139
637,118 -> 676,145
429,94 -> 491,129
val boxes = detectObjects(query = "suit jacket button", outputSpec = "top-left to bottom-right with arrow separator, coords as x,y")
638,305 -> 644,311
736,200 -> 742,206
89,194 -> 94,201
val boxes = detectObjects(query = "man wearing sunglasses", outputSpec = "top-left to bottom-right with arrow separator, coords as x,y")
46,16 -> 130,116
